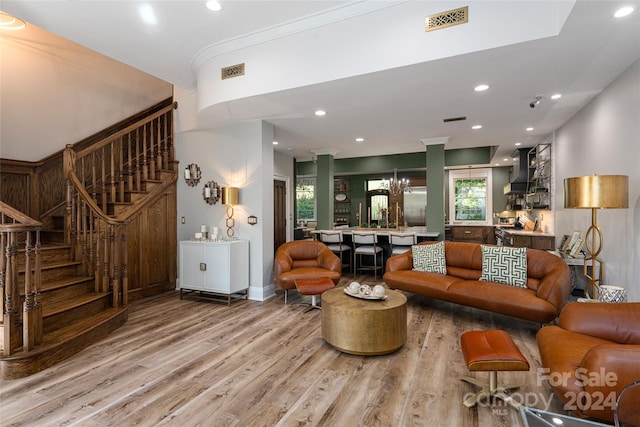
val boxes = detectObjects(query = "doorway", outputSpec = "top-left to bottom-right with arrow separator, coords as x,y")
274,179 -> 287,252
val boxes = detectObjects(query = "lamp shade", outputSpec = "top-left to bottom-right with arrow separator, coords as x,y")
564,175 -> 628,209
221,187 -> 239,205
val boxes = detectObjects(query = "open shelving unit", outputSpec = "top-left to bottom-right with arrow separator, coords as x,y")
526,143 -> 551,210
334,177 -> 350,226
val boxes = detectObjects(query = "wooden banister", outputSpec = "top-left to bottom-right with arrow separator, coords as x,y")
0,201 -> 43,356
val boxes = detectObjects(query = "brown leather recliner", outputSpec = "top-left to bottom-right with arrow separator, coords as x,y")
536,302 -> 640,424
274,241 -> 341,302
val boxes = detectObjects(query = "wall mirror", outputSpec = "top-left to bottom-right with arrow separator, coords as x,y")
203,180 -> 221,205
184,163 -> 201,187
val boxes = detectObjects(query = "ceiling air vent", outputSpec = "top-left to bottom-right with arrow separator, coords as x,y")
425,6 -> 468,32
221,63 -> 245,80
443,116 -> 467,123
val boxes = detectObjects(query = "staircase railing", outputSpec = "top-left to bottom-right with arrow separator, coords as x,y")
62,101 -> 177,309
0,201 -> 43,356
66,172 -> 128,307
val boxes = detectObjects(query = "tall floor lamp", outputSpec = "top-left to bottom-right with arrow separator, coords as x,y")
563,175 -> 628,299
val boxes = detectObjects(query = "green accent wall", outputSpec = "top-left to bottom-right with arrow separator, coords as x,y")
297,147 -> 494,175
426,145 -> 445,240
296,146 -> 509,231
316,154 -> 334,229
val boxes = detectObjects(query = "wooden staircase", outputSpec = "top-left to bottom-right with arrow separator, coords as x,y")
1,242 -> 128,380
0,99 -> 178,379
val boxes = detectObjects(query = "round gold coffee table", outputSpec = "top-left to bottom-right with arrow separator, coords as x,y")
321,287 -> 407,355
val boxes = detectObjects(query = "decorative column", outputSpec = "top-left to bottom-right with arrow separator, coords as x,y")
312,149 -> 339,230
422,138 -> 449,241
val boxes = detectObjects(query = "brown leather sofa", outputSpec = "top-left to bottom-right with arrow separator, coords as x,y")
536,302 -> 640,424
274,240 -> 341,302
383,241 -> 571,323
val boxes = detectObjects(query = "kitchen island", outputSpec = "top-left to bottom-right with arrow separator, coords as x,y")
311,227 -> 439,242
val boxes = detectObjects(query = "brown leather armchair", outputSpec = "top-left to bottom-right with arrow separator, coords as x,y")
274,241 -> 341,302
536,302 -> 640,424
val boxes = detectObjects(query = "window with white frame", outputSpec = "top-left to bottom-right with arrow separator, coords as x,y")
449,168 -> 492,225
295,176 -> 316,223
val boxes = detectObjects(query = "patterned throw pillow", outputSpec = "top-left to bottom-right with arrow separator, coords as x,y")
412,242 -> 447,274
480,245 -> 528,288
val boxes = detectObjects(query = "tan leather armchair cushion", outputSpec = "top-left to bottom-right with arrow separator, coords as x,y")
537,302 -> 640,423
274,240 -> 341,290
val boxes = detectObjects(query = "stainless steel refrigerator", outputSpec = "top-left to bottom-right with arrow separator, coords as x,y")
403,186 -> 426,226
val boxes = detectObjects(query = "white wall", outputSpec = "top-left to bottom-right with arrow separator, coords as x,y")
554,59 -> 640,301
173,92 -> 276,300
0,21 -> 172,161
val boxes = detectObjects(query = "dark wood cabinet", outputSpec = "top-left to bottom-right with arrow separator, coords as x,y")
503,231 -> 554,250
451,226 -> 494,244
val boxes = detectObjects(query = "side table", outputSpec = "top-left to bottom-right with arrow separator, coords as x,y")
321,287 -> 407,355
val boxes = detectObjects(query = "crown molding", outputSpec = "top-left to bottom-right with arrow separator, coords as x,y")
421,137 -> 451,146
191,1 -> 408,73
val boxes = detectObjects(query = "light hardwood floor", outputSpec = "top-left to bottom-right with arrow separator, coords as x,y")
0,277 -> 569,427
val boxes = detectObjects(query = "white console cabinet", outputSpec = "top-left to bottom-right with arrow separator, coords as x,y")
179,240 -> 249,305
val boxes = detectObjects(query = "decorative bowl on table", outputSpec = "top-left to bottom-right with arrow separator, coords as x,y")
344,282 -> 387,300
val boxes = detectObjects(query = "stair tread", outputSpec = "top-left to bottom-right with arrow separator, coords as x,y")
0,307 -> 127,361
43,292 -> 109,317
43,307 -> 125,344
41,275 -> 94,291
18,275 -> 93,295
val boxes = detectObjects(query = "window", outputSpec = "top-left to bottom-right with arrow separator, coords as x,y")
296,176 -> 316,223
449,168 -> 492,225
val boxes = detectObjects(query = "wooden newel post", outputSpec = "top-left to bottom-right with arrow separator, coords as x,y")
63,145 -> 76,246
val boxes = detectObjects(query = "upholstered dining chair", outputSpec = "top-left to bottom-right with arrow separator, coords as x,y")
389,232 -> 416,256
319,230 -> 351,272
274,240 -> 341,303
352,231 -> 383,279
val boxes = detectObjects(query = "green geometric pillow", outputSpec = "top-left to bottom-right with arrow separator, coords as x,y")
412,241 -> 447,274
480,245 -> 528,288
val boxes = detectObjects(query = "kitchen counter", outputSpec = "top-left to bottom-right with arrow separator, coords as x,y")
498,228 -> 554,237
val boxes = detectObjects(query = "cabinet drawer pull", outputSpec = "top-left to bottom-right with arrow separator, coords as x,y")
464,231 -> 471,234
200,263 -> 206,271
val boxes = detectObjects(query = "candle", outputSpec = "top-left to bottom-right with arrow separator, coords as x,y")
184,168 -> 190,179
396,202 -> 399,225
201,225 -> 207,233
359,203 -> 362,227
205,186 -> 211,198
367,207 -> 371,227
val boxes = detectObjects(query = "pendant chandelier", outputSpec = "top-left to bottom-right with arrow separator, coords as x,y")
383,169 -> 411,196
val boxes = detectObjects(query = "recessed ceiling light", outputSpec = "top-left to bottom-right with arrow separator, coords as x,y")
272,141 -> 278,145
471,125 -> 482,130
315,110 -> 326,116
138,3 -> 157,25
355,138 -> 364,142
515,142 -> 522,146
206,1 -> 222,12
614,6 -> 634,18
551,93 -> 562,100
474,84 -> 490,92
503,158 -> 509,162
526,127 -> 534,132
0,12 -> 26,30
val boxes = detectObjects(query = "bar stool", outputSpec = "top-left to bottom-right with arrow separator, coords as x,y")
389,232 -> 416,255
352,231 -> 383,279
319,230 -> 351,272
